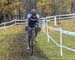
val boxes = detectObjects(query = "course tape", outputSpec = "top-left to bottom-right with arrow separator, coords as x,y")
48,26 -> 75,35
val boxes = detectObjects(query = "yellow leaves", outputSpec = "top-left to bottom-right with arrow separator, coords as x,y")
37,1 -> 44,7
37,0 -> 51,15
43,6 -> 50,13
67,8 -> 71,13
37,0 -> 50,7
0,0 -> 23,15
0,0 -> 8,4
7,2 -> 21,9
37,0 -> 74,16
13,2 -> 21,6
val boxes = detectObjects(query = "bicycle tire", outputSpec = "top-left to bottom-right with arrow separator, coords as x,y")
30,28 -> 35,55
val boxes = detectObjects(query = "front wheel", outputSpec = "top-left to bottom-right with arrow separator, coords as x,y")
30,30 -> 35,55
30,38 -> 34,55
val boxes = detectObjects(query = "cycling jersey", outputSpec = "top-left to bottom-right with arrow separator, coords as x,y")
27,13 -> 40,28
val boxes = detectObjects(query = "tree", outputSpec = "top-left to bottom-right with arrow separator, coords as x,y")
0,0 -> 25,22
37,0 -> 51,17
37,0 -> 72,16
71,0 -> 75,13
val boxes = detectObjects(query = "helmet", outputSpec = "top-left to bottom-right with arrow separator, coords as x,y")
31,9 -> 37,15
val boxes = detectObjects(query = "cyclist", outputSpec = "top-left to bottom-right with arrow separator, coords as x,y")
25,9 -> 40,50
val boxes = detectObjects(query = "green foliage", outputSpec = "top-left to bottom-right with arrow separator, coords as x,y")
36,0 -> 73,16
0,25 -> 25,60
0,0 -> 25,22
37,19 -> 75,59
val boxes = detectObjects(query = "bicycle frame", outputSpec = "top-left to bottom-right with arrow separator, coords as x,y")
28,28 -> 35,55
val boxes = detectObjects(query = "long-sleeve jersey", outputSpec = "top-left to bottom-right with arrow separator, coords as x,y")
26,13 -> 40,28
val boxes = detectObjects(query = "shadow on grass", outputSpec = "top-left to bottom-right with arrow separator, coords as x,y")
0,33 -> 50,60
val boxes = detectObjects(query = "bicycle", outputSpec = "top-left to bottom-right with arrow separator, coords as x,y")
28,27 -> 36,55
25,25 -> 41,55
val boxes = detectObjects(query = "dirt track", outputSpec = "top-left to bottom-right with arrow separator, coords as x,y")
6,33 -> 49,60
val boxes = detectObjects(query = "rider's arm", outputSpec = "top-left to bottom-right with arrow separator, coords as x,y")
36,14 -> 41,31
36,14 -> 40,27
26,14 -> 31,26
25,14 -> 31,31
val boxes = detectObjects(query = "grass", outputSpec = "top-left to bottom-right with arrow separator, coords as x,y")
37,18 -> 75,60
37,32 -> 75,60
0,25 -> 25,35
0,25 -> 26,60
0,18 -> 75,60
48,18 -> 75,49
48,18 -> 75,31
0,25 -> 50,60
